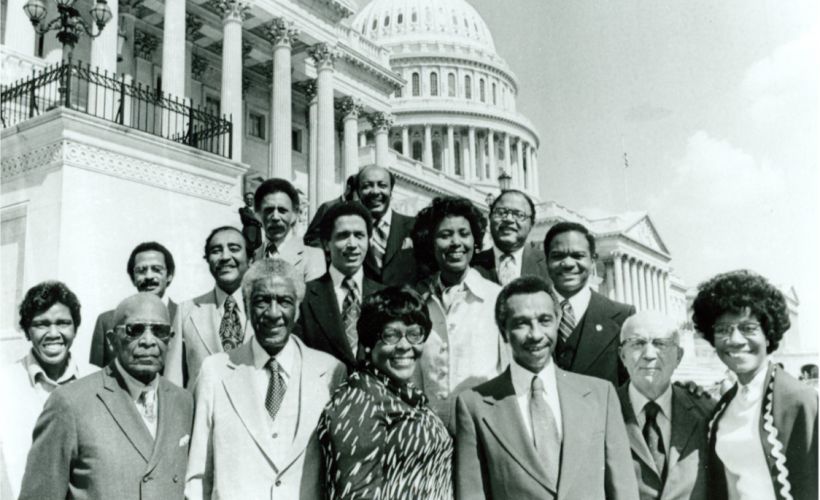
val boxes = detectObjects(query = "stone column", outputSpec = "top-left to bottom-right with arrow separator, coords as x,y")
301,80 -> 318,219
309,43 -> 336,204
467,127 -> 477,181
478,133 -> 487,179
339,97 -> 362,180
647,266 -> 656,310
642,264 -> 652,310
5,0 -> 36,56
654,269 -> 663,311
423,125 -> 433,168
516,139 -> 525,189
359,133 -> 367,147
605,262 -> 616,300
87,0 -> 118,118
503,133 -> 512,184
161,0 -> 186,98
218,1 -> 248,161
634,261 -> 644,310
369,112 -> 393,168
531,148 -> 539,195
461,131 -> 470,180
662,273 -> 670,314
446,126 -> 455,176
401,127 -> 410,158
487,130 -> 496,182
613,252 -> 625,302
266,18 -> 298,179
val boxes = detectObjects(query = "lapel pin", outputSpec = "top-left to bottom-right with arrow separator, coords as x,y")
595,324 -> 603,332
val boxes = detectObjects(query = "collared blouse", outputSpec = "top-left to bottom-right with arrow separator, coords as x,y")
317,363 -> 453,500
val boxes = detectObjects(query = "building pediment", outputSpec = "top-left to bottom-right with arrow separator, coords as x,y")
623,216 -> 669,255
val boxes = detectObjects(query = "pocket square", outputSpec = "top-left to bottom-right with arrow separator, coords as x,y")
401,237 -> 413,250
179,434 -> 190,447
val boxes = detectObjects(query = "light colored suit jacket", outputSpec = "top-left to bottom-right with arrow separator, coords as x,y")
18,365 -> 193,500
185,336 -> 346,500
455,366 -> 639,500
253,233 -> 326,284
165,289 -> 252,388
618,384 -> 714,500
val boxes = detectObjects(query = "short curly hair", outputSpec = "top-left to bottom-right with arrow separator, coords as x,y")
357,286 -> 432,350
410,196 -> 486,273
19,281 -> 82,334
691,269 -> 790,353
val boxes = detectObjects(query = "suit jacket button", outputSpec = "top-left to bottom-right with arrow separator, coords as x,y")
143,476 -> 150,483
173,475 -> 179,483
275,480 -> 282,487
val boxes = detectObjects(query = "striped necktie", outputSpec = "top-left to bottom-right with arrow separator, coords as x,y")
341,277 -> 360,356
369,219 -> 388,269
643,401 -> 667,482
558,299 -> 576,342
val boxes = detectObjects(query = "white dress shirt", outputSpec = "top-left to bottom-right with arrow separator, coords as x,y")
715,363 -> 777,500
251,336 -> 301,450
329,265 -> 363,312
555,285 -> 592,322
376,206 -> 393,236
115,359 -> 160,438
510,357 -> 563,442
628,382 -> 673,451
212,286 -> 247,335
492,245 -> 525,277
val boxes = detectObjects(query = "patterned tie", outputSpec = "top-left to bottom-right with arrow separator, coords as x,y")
498,253 -> 516,286
530,376 -> 561,489
341,277 -> 360,357
643,401 -> 667,482
558,299 -> 576,343
218,295 -> 242,351
265,242 -> 278,259
265,359 -> 286,420
369,219 -> 388,270
138,389 -> 157,438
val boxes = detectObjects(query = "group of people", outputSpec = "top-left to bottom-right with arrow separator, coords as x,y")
1,164 -> 816,500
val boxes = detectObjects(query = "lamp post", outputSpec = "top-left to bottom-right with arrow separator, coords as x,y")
23,0 -> 113,60
498,170 -> 512,191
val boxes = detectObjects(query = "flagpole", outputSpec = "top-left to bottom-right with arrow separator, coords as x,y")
621,136 -> 630,209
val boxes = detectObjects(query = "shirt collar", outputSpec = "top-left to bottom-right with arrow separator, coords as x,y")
329,265 -> 363,295
738,360 -> 771,399
554,285 -> 591,319
510,355 -> 558,397
251,334 -> 297,380
115,358 -> 159,402
628,381 -> 673,421
214,285 -> 246,317
25,350 -> 80,388
376,206 -> 393,230
492,244 -> 525,263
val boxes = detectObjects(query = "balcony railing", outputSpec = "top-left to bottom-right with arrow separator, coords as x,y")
1,59 -> 233,159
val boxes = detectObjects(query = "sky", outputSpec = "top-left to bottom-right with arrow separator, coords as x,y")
464,0 -> 818,342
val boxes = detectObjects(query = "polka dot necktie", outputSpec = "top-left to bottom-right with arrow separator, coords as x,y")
265,358 -> 286,420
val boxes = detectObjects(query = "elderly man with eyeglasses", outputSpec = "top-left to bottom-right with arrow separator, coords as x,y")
616,311 -> 715,500
19,293 -> 193,500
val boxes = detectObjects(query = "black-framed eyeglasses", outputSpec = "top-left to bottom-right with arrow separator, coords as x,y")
713,322 -> 762,338
490,207 -> 532,223
380,325 -> 426,345
116,322 -> 174,342
620,337 -> 677,352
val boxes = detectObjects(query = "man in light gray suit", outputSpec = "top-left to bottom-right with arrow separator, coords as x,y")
185,259 -> 346,500
618,311 -> 715,500
19,293 -> 193,500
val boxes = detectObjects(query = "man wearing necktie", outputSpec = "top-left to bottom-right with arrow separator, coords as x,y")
165,226 -> 251,388
473,189 -> 549,286
544,222 -> 636,387
297,201 -> 384,370
617,311 -> 715,500
455,276 -> 637,499
19,293 -> 193,500
186,259 -> 346,500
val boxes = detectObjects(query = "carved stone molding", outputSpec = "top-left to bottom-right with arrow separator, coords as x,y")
265,18 -> 298,47
186,13 -> 204,40
368,111 -> 394,131
308,43 -> 336,69
336,96 -> 363,120
1,141 -> 64,180
216,0 -> 250,22
295,78 -> 318,101
191,54 -> 209,80
134,30 -> 159,60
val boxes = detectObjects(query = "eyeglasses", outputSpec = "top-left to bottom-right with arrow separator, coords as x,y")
713,322 -> 762,338
30,319 -> 74,333
380,325 -> 426,345
620,337 -> 677,352
116,322 -> 174,342
491,207 -> 531,223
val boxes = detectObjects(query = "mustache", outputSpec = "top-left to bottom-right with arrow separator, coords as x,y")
138,279 -> 160,289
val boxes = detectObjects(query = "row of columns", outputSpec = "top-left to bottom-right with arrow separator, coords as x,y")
609,252 -> 670,314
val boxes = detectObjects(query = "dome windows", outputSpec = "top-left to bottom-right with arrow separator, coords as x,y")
447,73 -> 456,97
412,72 -> 420,97
479,78 -> 486,102
430,72 -> 439,96
492,82 -> 497,105
411,10 -> 417,23
397,13 -> 403,24
371,18 -> 378,31
464,75 -> 472,99
384,15 -> 390,27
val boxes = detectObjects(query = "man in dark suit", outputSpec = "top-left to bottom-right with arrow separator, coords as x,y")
473,189 -> 549,286
19,293 -> 193,500
618,311 -> 714,500
544,221 -> 636,387
357,165 -> 418,286
455,276 -> 638,499
303,174 -> 357,248
90,241 -> 178,368
297,201 -> 384,369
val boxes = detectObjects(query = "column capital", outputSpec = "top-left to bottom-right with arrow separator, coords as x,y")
610,250 -> 623,259
191,53 -> 209,80
186,13 -> 204,40
266,17 -> 298,47
134,29 -> 159,59
368,111 -> 394,131
337,96 -> 363,120
216,0 -> 250,22
308,43 -> 337,70
296,78 -> 318,101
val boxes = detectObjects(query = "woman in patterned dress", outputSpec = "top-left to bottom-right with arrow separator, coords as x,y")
692,270 -> 817,500
317,286 -> 453,500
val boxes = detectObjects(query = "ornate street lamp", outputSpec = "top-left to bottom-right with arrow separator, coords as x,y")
23,0 -> 113,59
498,170 -> 512,191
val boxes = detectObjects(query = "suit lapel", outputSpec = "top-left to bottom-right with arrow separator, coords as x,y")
555,370 -> 599,497
145,379 -> 175,474
617,384 -> 661,478
571,292 -> 621,373
481,370 -> 555,494
97,365 -> 154,463
309,275 -> 353,363
522,246 -> 548,279
381,212 -> 404,267
667,387 -> 698,471
190,292 -> 220,355
279,234 -> 305,268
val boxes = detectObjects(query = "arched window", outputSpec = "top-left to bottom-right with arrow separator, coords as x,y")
447,73 -> 456,97
371,19 -> 377,31
412,141 -> 423,161
464,75 -> 472,99
384,15 -> 390,26
492,83 -> 497,105
412,72 -> 420,96
432,141 -> 443,171
397,13 -> 403,24
430,72 -> 438,96
454,141 -> 462,176
479,79 -> 486,102
411,10 -> 417,22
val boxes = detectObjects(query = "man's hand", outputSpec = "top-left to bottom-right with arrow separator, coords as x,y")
674,380 -> 714,400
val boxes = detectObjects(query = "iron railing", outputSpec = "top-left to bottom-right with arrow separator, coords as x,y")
1,58 -> 233,159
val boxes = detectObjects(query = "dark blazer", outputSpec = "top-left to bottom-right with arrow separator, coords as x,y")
618,383 -> 715,500
89,300 -> 178,368
553,290 -> 635,387
363,211 -> 418,287
472,244 -> 550,285
18,364 -> 193,500
455,366 -> 639,500
303,197 -> 341,248
708,363 -> 818,500
296,272 -> 384,369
